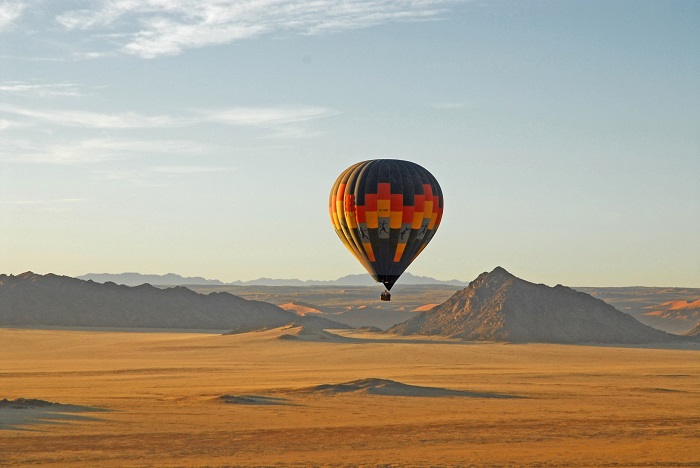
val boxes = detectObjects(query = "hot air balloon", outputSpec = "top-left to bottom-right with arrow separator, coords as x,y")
329,159 -> 443,301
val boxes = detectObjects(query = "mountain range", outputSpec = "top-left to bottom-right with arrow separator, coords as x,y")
0,272 -> 346,332
3,269 -> 698,345
77,272 -> 469,287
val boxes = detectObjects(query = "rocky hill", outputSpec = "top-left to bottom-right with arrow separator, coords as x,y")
0,272 -> 346,332
388,267 -> 687,344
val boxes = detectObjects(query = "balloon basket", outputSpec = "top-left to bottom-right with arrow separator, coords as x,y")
380,291 -> 391,301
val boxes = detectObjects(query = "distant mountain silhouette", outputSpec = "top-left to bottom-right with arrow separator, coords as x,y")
79,272 -> 225,286
78,271 -> 468,287
230,277 -> 319,286
324,273 -> 468,287
0,272 -> 347,332
388,267 -> 688,344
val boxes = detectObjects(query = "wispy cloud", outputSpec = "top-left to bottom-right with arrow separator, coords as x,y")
93,169 -> 171,186
153,165 -> 233,174
203,106 -> 337,126
0,118 -> 18,130
94,169 -> 151,182
0,198 -> 85,205
0,81 -> 87,97
0,138 -> 216,164
202,106 -> 338,138
0,1 -> 25,31
55,0 -> 462,58
94,165 -> 233,186
430,101 -> 470,109
0,104 -> 190,129
0,103 -> 337,135
0,53 -> 97,63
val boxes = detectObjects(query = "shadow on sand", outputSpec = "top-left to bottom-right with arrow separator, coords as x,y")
0,398 -> 111,431
293,378 -> 524,399
275,326 -> 485,346
290,328 -> 700,350
218,395 -> 296,406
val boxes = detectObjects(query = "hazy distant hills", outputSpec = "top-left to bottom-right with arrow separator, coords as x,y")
77,272 -> 700,334
77,272 -> 226,286
388,267 -> 690,344
3,270 -> 697,344
573,287 -> 700,334
0,272 -> 347,332
78,272 -> 469,287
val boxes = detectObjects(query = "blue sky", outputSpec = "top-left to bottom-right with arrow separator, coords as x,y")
1,0 -> 698,287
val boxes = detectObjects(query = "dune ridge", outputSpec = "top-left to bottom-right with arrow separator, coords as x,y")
296,378 -> 521,398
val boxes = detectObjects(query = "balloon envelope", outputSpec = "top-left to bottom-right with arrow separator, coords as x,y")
329,159 -> 443,291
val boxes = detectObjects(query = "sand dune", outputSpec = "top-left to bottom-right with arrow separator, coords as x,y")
220,377 -> 521,401
297,378 -> 520,398
275,324 -> 354,342
413,303 -> 438,312
655,299 -> 700,311
278,301 -> 326,315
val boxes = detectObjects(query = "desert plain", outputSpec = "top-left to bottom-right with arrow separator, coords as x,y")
1,326 -> 699,467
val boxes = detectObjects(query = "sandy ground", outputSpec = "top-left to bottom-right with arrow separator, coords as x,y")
1,327 -> 699,467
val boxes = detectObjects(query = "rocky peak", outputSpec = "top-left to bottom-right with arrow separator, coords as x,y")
467,266 -> 516,289
389,267 -> 686,344
17,271 -> 38,280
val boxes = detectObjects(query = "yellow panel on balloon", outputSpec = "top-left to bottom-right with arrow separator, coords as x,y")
345,212 -> 357,229
365,211 -> 378,229
412,212 -> 423,229
423,200 -> 433,219
377,199 -> 390,215
390,211 -> 402,229
363,242 -> 376,262
393,243 -> 406,262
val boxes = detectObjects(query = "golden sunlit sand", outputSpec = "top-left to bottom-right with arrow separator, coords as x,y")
1,327 -> 699,466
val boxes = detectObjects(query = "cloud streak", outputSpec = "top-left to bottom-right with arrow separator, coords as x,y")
0,81 -> 87,98
153,165 -> 233,174
54,0 -> 462,58
430,101 -> 470,109
0,104 -> 189,129
0,104 -> 336,165
0,104 -> 337,131
0,1 -> 25,31
0,198 -> 85,205
94,165 -> 233,187
0,138 -> 216,164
